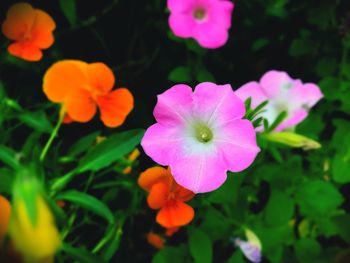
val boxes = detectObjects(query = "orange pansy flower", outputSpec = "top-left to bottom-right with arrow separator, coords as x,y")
165,227 -> 179,237
43,60 -> 134,128
1,3 -> 55,61
147,232 -> 165,249
138,167 -> 195,228
0,195 -> 11,247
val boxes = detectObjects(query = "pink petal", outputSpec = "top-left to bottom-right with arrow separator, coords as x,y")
167,0 -> 195,12
170,152 -> 228,193
153,84 -> 193,126
193,82 -> 245,127
289,83 -> 323,109
210,0 -> 234,29
193,21 -> 229,48
141,124 -> 185,166
217,119 -> 260,172
235,81 -> 268,108
169,14 -> 195,38
275,109 -> 308,131
260,70 -> 294,98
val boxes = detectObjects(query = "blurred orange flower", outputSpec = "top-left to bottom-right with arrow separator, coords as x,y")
0,195 -> 11,247
138,167 -> 195,228
165,227 -> 179,237
43,60 -> 134,128
1,3 -> 55,61
147,232 -> 165,249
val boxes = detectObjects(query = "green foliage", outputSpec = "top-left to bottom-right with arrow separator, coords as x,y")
188,228 -> 213,263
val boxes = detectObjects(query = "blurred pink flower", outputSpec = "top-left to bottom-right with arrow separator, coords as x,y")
168,0 -> 234,49
235,70 -> 323,131
141,83 -> 259,193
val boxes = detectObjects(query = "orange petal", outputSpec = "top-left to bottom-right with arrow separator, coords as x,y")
147,182 -> 169,209
138,167 -> 169,192
7,42 -> 42,61
97,88 -> 134,128
175,186 -> 195,202
165,227 -> 179,237
87,63 -> 115,95
30,9 -> 55,49
1,3 -> 35,41
156,201 -> 194,228
0,195 -> 11,245
147,232 -> 165,249
43,60 -> 89,103
64,88 -> 97,122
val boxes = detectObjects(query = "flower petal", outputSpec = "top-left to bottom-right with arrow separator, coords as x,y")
175,186 -> 195,202
217,119 -> 260,172
147,182 -> 169,209
97,88 -> 134,128
64,88 -> 96,122
289,83 -> 323,109
275,109 -> 308,131
87,63 -> 115,95
260,70 -> 294,98
210,0 -> 234,29
0,195 -> 11,246
167,0 -> 195,12
156,201 -> 194,228
30,9 -> 55,49
171,153 -> 228,193
169,14 -> 195,38
43,60 -> 88,102
141,124 -> 185,165
1,3 -> 35,40
193,82 -> 245,126
235,81 -> 268,108
138,166 -> 170,192
153,84 -> 193,126
7,42 -> 42,61
193,22 -> 229,48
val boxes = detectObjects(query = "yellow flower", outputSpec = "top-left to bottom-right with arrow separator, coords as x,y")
10,195 -> 60,262
264,132 -> 321,150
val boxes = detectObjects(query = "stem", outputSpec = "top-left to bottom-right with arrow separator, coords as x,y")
40,112 -> 64,162
50,170 -> 76,196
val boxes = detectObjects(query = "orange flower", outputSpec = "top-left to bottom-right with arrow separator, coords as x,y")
0,195 -> 11,247
43,60 -> 134,128
165,227 -> 179,237
1,3 -> 55,61
147,232 -> 165,249
122,148 -> 140,174
138,167 -> 195,228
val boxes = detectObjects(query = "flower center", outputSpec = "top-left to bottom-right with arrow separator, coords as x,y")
193,123 -> 213,143
193,7 -> 207,21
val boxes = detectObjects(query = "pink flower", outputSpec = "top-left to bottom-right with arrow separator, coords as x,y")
141,83 -> 260,193
235,70 -> 323,131
168,0 -> 234,49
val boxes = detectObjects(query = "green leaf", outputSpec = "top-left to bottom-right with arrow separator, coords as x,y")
315,57 -> 337,77
189,228 -> 213,263
0,168 -> 14,194
168,66 -> 192,83
0,145 -> 19,169
267,111 -> 287,132
186,39 -> 207,55
226,250 -> 245,263
61,243 -> 107,263
68,131 -> 101,157
296,180 -> 343,217
264,190 -> 294,226
332,153 -> 350,183
295,238 -> 321,262
196,69 -> 216,82
252,38 -> 270,51
18,111 -> 53,134
332,214 -> 350,244
289,38 -> 314,57
77,129 -> 144,173
318,77 -> 340,101
55,190 -> 115,224
59,0 -> 77,26
152,246 -> 187,263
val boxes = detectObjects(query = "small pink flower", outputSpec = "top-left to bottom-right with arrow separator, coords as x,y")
141,83 -> 260,193
235,70 -> 323,131
168,0 -> 234,49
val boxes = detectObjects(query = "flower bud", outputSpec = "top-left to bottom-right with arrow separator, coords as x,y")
264,132 -> 321,150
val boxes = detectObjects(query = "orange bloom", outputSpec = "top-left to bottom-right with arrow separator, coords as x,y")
138,167 -> 195,228
1,3 -> 55,61
122,148 -> 141,174
165,227 -> 179,237
43,60 -> 134,128
0,195 -> 11,247
147,232 -> 165,249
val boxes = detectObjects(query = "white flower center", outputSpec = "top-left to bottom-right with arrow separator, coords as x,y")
193,122 -> 213,143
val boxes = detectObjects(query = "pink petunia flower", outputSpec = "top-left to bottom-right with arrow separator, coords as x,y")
168,0 -> 234,49
141,83 -> 260,193
235,70 -> 323,132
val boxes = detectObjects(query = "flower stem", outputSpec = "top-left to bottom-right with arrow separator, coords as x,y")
40,113 -> 64,162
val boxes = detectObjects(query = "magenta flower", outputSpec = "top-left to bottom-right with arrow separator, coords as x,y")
235,70 -> 323,131
168,0 -> 234,49
141,83 -> 260,193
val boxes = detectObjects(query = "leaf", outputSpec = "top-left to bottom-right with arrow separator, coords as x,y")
289,38 -> 314,57
196,69 -> 216,82
267,111 -> 287,132
226,250 -> 245,263
152,246 -> 187,263
59,0 -> 77,26
332,153 -> 350,183
0,168 -> 14,194
295,238 -> 321,262
189,228 -> 213,263
18,111 -> 53,134
332,214 -> 350,244
55,190 -> 115,224
0,145 -> 19,169
77,129 -> 144,173
315,57 -> 337,77
61,243 -> 107,263
67,131 -> 101,157
168,66 -> 192,83
264,190 -> 294,226
318,77 -> 340,101
296,180 -> 344,217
